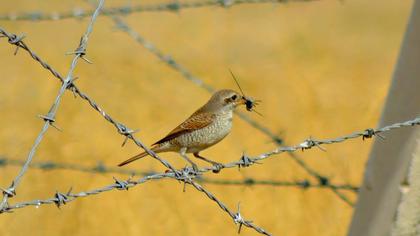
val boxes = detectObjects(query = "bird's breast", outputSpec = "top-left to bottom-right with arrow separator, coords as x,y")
174,111 -> 233,152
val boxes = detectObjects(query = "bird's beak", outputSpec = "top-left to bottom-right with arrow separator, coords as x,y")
238,96 -> 248,105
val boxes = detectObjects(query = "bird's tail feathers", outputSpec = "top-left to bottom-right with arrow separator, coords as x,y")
118,147 -> 157,167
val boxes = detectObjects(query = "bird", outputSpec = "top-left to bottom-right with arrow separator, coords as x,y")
117,89 -> 250,171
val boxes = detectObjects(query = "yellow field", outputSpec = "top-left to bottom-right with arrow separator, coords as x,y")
0,0 -> 413,235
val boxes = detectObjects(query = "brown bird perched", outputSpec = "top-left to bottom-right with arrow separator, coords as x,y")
118,89 -> 254,171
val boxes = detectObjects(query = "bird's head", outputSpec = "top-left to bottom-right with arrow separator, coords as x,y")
207,89 -> 247,112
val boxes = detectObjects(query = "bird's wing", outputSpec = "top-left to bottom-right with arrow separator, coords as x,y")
153,112 -> 216,145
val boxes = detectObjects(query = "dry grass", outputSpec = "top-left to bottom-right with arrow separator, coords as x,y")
0,0 -> 413,235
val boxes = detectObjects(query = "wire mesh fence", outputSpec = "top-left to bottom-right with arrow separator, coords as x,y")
0,0 -> 418,235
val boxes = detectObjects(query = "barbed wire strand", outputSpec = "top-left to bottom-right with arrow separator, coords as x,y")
0,0 -> 318,22
193,117 -> 419,205
111,16 -> 357,205
0,156 -> 359,191
3,171 -> 173,211
195,117 -> 420,173
1,165 -> 272,235
0,0 -> 105,212
191,118 -> 420,206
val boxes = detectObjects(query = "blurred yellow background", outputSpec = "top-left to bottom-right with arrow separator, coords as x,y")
0,0 -> 413,235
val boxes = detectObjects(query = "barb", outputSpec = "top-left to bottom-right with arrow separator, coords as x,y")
110,17 -> 359,205
0,0 -> 105,212
0,0 -> 317,22
0,28 -> 63,83
0,157 -> 359,192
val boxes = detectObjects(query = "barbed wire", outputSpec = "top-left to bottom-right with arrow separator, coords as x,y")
0,0 -> 105,212
0,156 -> 359,191
194,117 -> 420,174
0,0 -> 317,22
111,16 -> 357,205
1,1 -> 418,234
189,116 -> 419,206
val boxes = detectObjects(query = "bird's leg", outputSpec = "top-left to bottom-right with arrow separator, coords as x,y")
193,152 -> 223,173
179,147 -> 199,172
193,152 -> 221,165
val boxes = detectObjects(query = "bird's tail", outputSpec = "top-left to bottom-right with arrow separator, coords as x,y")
118,146 -> 157,167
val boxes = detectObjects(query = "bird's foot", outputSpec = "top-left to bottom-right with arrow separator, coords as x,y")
191,163 -> 200,173
211,162 -> 224,174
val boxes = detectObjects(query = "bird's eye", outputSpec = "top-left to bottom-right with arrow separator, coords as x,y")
231,95 -> 237,100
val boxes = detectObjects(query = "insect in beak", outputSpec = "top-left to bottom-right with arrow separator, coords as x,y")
243,96 -> 262,116
229,69 -> 262,116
